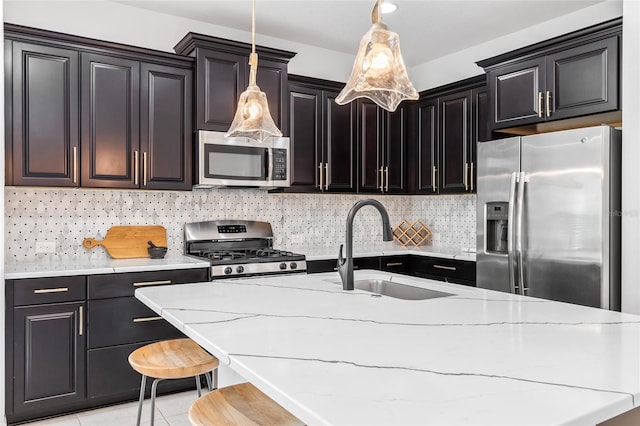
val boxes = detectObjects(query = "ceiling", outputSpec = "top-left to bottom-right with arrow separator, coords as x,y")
113,0 -> 606,67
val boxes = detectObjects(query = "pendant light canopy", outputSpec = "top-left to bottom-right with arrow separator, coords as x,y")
225,0 -> 282,142
336,0 -> 418,112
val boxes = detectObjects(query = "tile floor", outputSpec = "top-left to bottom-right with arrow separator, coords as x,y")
24,390 -> 200,426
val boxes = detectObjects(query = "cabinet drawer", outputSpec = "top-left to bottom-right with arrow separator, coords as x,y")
407,257 -> 476,283
87,342 -> 193,399
12,276 -> 86,306
87,268 -> 208,299
88,297 -> 182,349
380,256 -> 407,273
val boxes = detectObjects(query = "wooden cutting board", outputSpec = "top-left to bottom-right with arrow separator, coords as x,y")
82,225 -> 167,259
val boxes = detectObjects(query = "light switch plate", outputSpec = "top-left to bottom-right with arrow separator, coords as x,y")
35,241 -> 56,254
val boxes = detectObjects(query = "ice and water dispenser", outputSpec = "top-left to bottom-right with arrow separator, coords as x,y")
486,202 -> 508,254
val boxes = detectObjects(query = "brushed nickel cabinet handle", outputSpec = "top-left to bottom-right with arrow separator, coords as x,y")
379,166 -> 384,192
134,151 -> 139,185
79,306 -> 84,336
546,90 -> 551,118
133,316 -> 163,323
470,162 -> 475,191
464,162 -> 469,191
538,92 -> 543,118
72,147 -> 78,184
385,262 -> 403,267
384,166 -> 389,192
34,287 -> 68,294
143,152 -> 148,187
324,163 -> 329,190
318,163 -> 323,190
432,166 -> 438,191
132,280 -> 172,287
434,264 -> 456,271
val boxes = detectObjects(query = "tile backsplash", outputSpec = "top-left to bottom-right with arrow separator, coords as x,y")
5,188 -> 476,262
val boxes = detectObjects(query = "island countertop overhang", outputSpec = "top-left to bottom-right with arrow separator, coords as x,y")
135,270 -> 640,425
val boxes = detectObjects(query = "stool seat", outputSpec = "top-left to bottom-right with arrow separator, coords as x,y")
189,382 -> 304,426
129,338 -> 219,379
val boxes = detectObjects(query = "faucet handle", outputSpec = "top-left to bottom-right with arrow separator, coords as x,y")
336,244 -> 345,270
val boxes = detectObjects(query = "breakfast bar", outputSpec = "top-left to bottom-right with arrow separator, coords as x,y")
136,270 -> 640,425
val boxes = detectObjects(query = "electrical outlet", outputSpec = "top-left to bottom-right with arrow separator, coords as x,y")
35,241 -> 56,254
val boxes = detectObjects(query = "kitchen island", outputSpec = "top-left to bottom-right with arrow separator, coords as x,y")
135,271 -> 640,425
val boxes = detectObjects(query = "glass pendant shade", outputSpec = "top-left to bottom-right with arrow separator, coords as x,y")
225,1 -> 282,142
225,81 -> 282,142
336,7 -> 418,112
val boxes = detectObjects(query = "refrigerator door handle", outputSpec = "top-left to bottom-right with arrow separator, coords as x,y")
507,172 -> 518,294
516,171 -> 527,295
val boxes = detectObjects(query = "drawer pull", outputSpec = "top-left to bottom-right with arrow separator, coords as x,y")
386,262 -> 404,267
34,287 -> 68,294
79,306 -> 84,336
133,316 -> 163,323
433,265 -> 456,271
132,280 -> 172,287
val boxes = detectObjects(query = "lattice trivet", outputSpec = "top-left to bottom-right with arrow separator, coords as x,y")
393,220 -> 431,247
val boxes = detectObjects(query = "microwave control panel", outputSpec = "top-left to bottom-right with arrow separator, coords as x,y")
272,149 -> 287,181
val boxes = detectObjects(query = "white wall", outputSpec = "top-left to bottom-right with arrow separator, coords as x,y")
3,0 -> 355,82
409,1 -> 623,90
622,0 -> 640,314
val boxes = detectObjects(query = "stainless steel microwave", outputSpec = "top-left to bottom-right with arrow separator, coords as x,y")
195,131 -> 290,189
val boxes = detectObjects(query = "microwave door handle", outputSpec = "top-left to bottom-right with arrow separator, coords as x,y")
266,149 -> 273,181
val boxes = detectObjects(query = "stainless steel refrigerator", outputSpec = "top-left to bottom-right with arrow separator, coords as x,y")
476,125 -> 621,310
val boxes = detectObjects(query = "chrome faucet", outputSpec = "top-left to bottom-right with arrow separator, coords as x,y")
337,199 -> 394,290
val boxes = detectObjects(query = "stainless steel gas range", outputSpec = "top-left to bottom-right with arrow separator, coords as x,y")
184,220 -> 306,279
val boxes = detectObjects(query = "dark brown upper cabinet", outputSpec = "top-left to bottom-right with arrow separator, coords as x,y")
287,76 -> 357,193
5,24 -> 194,190
357,100 -> 406,194
81,53 -> 140,189
479,18 -> 621,133
8,41 -> 79,186
409,76 -> 486,195
174,33 -> 295,134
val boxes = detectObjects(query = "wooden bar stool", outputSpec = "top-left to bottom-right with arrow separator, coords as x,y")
188,382 -> 304,425
129,338 -> 220,426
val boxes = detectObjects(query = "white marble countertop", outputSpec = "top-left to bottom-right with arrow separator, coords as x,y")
135,270 -> 640,426
4,256 -> 210,279
298,241 -> 476,261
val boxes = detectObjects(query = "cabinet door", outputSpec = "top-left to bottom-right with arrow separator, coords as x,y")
256,59 -> 288,136
487,57 -> 545,129
323,90 -> 356,192
384,106 -> 406,193
81,53 -> 139,188
11,42 -> 79,187
546,36 -> 618,121
357,100 -> 383,193
13,302 -> 85,413
413,98 -> 438,194
439,91 -> 471,194
140,63 -> 192,190
288,84 -> 322,191
196,48 -> 246,131
470,87 -> 488,193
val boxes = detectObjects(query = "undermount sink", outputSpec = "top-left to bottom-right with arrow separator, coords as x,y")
354,279 -> 453,300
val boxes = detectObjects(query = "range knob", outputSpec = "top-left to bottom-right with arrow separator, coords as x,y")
236,266 -> 245,274
279,262 -> 287,270
224,267 -> 233,275
290,262 -> 297,270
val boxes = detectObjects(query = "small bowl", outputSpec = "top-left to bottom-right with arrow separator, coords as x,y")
148,246 -> 167,259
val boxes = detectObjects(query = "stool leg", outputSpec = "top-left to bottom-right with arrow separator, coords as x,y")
204,372 -> 212,391
150,378 -> 162,426
136,375 -> 146,426
213,368 -> 218,390
195,375 -> 202,397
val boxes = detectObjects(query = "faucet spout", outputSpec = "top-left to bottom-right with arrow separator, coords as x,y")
337,199 -> 394,291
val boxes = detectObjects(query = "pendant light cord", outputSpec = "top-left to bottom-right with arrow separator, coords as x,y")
371,0 -> 382,24
249,0 -> 258,86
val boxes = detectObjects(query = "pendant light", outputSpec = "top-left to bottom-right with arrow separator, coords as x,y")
225,0 -> 282,142
336,0 -> 418,112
